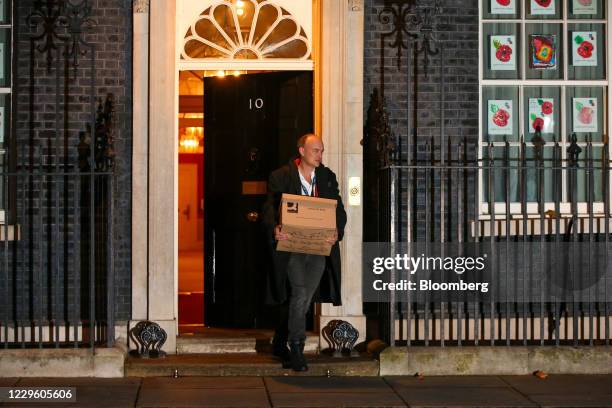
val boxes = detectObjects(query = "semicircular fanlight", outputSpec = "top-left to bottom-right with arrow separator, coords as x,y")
181,0 -> 311,61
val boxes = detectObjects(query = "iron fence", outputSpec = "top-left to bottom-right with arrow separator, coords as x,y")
373,137 -> 612,347
0,0 -> 116,350
0,170 -> 114,349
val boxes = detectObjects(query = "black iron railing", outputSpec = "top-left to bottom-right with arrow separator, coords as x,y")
0,0 -> 116,349
373,138 -> 612,347
0,169 -> 114,349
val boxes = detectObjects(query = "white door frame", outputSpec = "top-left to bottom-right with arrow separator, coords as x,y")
131,0 -> 365,353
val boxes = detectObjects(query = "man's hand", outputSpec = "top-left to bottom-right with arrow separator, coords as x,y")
275,225 -> 290,241
325,229 -> 338,244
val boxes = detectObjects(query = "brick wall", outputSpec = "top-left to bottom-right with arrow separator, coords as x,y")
9,0 -> 133,323
364,0 -> 479,241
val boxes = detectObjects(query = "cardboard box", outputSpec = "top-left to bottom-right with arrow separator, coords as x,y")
276,193 -> 337,256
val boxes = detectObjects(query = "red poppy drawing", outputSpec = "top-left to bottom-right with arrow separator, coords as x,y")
534,0 -> 552,7
578,106 -> 593,124
493,109 -> 510,127
496,45 -> 512,62
577,41 -> 594,59
496,0 -> 511,5
541,101 -> 553,115
532,117 -> 544,131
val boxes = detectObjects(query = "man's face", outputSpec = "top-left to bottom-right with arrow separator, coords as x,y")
299,137 -> 324,168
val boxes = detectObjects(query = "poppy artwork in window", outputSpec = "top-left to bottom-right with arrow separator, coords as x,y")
572,31 -> 597,66
572,0 -> 597,15
491,0 -> 515,14
529,98 -> 554,133
488,100 -> 514,135
490,35 -> 516,71
530,35 -> 556,69
572,98 -> 598,133
531,0 -> 555,15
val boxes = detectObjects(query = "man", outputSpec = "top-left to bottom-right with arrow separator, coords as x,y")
262,134 -> 347,371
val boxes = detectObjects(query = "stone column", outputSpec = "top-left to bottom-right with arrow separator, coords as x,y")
130,0 -> 178,353
131,0 -> 149,324
319,0 -> 366,345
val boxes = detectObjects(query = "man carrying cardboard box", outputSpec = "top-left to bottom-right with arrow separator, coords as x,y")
262,134 -> 347,372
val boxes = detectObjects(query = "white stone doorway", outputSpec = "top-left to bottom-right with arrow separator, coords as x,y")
132,0 -> 365,354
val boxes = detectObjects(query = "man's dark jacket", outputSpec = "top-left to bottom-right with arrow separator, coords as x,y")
262,159 -> 347,306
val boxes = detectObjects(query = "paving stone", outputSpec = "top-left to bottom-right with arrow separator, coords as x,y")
0,379 -> 18,387
501,374 -> 612,396
142,376 -> 265,389
386,375 -> 508,388
136,388 -> 271,407
527,393 -> 612,407
1,385 -> 140,408
265,376 -> 392,393
395,386 -> 538,407
269,392 -> 406,407
68,385 -> 140,407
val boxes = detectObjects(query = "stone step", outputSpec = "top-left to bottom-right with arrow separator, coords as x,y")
176,332 -> 320,354
177,337 -> 256,354
125,353 -> 379,377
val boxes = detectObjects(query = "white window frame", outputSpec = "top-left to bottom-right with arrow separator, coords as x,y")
176,0 -> 314,72
478,0 -> 611,217
0,0 -> 11,225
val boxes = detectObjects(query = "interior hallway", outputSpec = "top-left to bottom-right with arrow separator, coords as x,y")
179,250 -> 204,329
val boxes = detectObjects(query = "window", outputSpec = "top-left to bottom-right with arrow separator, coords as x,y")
479,0 -> 609,215
0,0 -> 11,224
181,0 -> 311,61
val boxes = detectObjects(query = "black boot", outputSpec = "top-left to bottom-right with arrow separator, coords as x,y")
288,341 -> 308,372
272,334 -> 290,363
272,304 -> 290,364
298,340 -> 308,370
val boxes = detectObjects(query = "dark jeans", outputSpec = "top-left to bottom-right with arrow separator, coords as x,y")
279,252 -> 325,343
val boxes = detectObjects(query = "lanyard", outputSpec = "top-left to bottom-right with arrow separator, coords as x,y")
301,175 -> 316,196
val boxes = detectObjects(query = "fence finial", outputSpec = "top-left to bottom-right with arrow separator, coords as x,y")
567,133 -> 582,166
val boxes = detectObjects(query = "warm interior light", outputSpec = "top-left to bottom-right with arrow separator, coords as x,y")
184,113 -> 204,119
236,1 -> 245,16
233,70 -> 241,77
216,70 -> 226,77
179,127 -> 204,153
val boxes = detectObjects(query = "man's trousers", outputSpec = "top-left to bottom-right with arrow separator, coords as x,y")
284,252 -> 325,343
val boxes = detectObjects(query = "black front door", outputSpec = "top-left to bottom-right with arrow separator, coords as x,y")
204,71 -> 313,328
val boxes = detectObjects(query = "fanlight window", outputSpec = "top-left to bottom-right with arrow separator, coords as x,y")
182,0 -> 311,60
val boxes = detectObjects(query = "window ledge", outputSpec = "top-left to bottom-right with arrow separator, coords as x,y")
478,213 -> 607,220
471,216 -> 610,237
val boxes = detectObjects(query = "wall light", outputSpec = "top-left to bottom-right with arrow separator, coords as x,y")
216,70 -> 226,77
236,1 -> 245,15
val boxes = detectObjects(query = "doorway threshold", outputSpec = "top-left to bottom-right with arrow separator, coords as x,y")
177,328 -> 319,354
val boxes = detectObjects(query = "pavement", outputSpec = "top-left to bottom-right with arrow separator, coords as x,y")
1,375 -> 611,407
